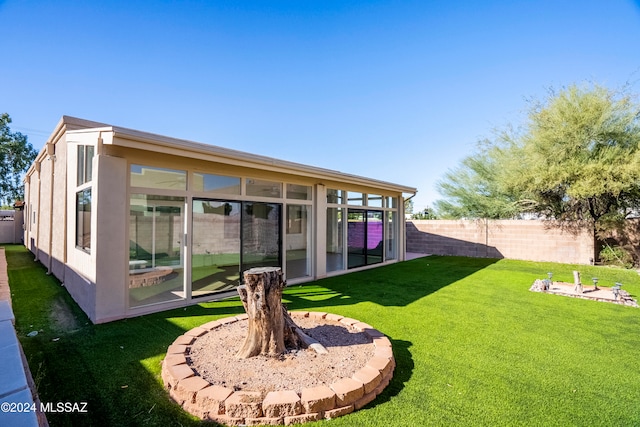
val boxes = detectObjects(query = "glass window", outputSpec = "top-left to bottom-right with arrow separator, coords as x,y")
286,183 -> 312,200
246,178 -> 282,198
242,202 -> 281,271
347,209 -> 383,268
326,207 -> 344,272
367,194 -> 383,208
286,204 -> 311,279
129,194 -> 185,307
193,173 -> 241,195
192,200 -> 241,298
385,211 -> 397,260
366,211 -> 384,265
130,165 -> 187,190
77,145 -> 94,186
76,189 -> 91,252
386,196 -> 398,208
327,189 -> 342,204
191,199 -> 283,293
347,191 -> 364,206
347,210 -> 366,268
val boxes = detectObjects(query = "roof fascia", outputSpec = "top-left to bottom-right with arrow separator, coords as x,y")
25,116 -> 111,178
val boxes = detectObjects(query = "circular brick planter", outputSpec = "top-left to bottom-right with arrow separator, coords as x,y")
161,311 -> 395,426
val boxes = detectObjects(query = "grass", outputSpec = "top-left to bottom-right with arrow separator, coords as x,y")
4,244 -> 640,426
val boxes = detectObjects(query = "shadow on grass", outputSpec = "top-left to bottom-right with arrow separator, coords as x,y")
376,339 -> 413,403
282,255 -> 500,310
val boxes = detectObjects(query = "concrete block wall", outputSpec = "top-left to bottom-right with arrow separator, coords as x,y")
0,211 -> 24,245
407,219 -> 595,265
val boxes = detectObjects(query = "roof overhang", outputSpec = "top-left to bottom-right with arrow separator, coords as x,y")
62,116 -> 417,195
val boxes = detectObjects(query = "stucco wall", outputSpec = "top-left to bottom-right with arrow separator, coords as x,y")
94,154 -> 128,323
36,155 -> 53,269
407,220 -> 595,265
51,138 -> 67,279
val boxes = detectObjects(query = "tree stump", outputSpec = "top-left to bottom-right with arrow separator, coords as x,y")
236,267 -> 327,359
573,270 -> 583,293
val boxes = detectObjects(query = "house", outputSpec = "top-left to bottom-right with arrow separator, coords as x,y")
24,116 -> 416,323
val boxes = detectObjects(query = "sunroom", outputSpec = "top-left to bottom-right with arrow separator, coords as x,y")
24,117 -> 416,323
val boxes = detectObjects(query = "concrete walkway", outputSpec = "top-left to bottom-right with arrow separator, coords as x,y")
406,252 -> 431,261
0,247 -> 44,427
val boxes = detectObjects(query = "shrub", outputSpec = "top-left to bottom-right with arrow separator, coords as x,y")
599,245 -> 635,269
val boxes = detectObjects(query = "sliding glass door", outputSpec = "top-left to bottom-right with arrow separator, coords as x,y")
191,200 -> 242,298
242,202 -> 282,272
286,204 -> 311,279
129,195 -> 185,307
347,209 -> 384,269
191,199 -> 281,299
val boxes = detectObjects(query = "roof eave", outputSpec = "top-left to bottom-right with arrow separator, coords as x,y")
99,126 -> 417,194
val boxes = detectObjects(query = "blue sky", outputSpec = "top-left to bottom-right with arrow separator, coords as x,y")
2,0 -> 639,212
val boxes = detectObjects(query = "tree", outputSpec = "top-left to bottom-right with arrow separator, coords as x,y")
503,84 -> 640,233
404,198 -> 414,216
434,144 -> 521,219
434,82 -> 640,262
0,114 -> 37,205
411,207 -> 438,220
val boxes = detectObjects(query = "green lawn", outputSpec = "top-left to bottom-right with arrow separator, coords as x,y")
4,244 -> 640,426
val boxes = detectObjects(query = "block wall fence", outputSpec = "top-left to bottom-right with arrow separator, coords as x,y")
406,219 -> 596,265
0,211 -> 24,245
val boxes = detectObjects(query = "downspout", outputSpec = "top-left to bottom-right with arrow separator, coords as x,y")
403,193 -> 416,217
46,142 -> 56,275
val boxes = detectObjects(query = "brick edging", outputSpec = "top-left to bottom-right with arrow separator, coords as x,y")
161,312 -> 395,426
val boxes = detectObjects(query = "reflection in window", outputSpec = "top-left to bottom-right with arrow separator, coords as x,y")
130,165 -> 187,190
242,202 -> 281,271
286,183 -> 312,200
326,207 -> 343,272
77,145 -> 94,186
286,205 -> 310,279
129,194 -> 185,308
75,189 -> 91,252
347,209 -> 383,268
327,189 -> 342,204
366,211 -> 384,265
192,200 -> 241,298
385,211 -> 397,260
246,178 -> 282,198
367,194 -> 383,207
193,173 -> 240,194
347,191 -> 364,206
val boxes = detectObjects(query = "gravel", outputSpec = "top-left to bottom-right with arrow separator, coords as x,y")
188,316 -> 375,396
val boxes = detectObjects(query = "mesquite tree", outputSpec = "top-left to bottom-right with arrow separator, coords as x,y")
435,83 -> 640,237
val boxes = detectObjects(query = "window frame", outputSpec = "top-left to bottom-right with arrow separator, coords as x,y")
75,188 -> 92,253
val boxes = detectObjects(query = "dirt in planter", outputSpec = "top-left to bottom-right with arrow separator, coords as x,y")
187,316 -> 376,396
